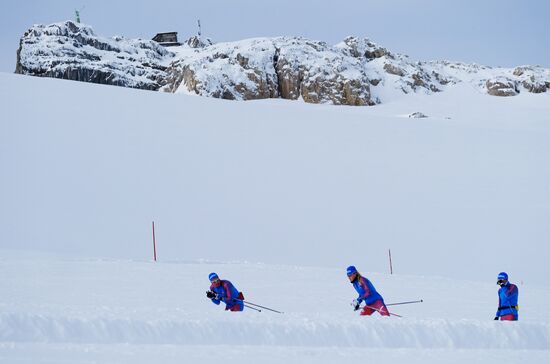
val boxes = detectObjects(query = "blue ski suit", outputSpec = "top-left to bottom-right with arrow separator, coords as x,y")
210,279 -> 244,311
352,275 -> 384,305
496,282 -> 519,320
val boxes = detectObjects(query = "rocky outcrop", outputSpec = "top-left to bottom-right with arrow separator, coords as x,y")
185,36 -> 213,49
163,38 -> 279,100
16,21 -> 173,90
336,37 -> 444,95
164,37 -> 373,105
383,63 -> 405,76
513,66 -> 548,93
409,112 -> 428,118
15,21 -> 550,104
273,38 -> 372,105
339,36 -> 389,60
486,78 -> 518,97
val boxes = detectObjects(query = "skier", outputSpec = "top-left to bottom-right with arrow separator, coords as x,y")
494,272 -> 519,321
206,272 -> 244,312
347,265 -> 390,316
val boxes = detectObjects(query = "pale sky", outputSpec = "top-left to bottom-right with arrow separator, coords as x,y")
1,0 -> 549,72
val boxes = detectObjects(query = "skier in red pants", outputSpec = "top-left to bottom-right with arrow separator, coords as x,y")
347,266 -> 390,316
494,272 -> 519,321
206,272 -> 244,312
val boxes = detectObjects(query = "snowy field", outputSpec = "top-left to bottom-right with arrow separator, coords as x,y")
1,72 -> 550,363
1,252 -> 549,363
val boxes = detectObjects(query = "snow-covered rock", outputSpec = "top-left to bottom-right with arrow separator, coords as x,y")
163,37 -> 373,105
15,21 -> 174,90
513,66 -> 549,93
15,21 -> 550,104
485,77 -> 518,97
185,35 -> 213,49
163,38 -> 280,100
273,37 -> 372,105
409,112 -> 428,118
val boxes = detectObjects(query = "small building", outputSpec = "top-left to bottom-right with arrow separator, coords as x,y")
152,32 -> 181,47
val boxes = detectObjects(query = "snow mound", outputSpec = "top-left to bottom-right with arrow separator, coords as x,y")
2,313 -> 549,349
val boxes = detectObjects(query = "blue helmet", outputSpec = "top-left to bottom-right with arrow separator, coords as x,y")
208,272 -> 219,282
346,265 -> 358,276
497,272 -> 508,281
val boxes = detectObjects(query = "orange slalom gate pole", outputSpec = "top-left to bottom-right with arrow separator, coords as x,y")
152,221 -> 157,262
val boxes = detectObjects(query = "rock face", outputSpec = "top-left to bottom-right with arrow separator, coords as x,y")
164,37 -> 373,105
15,21 -> 550,105
16,21 -> 173,90
163,38 -> 279,100
273,38 -> 372,105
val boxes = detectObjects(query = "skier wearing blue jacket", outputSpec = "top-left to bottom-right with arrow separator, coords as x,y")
347,266 -> 389,316
206,272 -> 244,312
494,272 -> 519,321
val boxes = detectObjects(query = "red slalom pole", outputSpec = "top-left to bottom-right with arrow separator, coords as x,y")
152,221 -> 157,262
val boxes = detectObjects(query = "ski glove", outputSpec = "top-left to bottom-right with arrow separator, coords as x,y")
206,291 -> 221,300
494,316 -> 499,320
352,299 -> 361,311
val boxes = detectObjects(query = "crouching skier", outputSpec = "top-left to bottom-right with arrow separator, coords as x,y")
347,265 -> 390,316
494,272 -> 519,321
206,272 -> 244,312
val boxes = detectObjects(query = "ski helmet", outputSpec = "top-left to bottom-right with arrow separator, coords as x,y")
497,272 -> 508,281
208,272 -> 219,282
346,266 -> 358,276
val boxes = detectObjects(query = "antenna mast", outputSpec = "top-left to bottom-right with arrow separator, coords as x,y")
197,19 -> 201,37
74,6 -> 85,23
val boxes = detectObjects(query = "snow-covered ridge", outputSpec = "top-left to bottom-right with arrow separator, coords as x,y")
16,21 -> 550,104
16,21 -> 173,90
2,312 -> 550,349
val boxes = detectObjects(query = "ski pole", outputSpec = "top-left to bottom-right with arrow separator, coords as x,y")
387,311 -> 402,318
244,304 -> 261,312
240,300 -> 284,314
386,300 -> 423,306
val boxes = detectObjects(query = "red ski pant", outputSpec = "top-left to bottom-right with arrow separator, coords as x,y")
499,314 -> 517,321
226,302 -> 244,312
360,300 -> 390,316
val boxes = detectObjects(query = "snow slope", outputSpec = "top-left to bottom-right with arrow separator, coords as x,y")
0,72 -> 549,363
1,72 -> 549,284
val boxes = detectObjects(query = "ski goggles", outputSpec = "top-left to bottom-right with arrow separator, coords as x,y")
497,279 -> 507,285
210,277 -> 220,284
